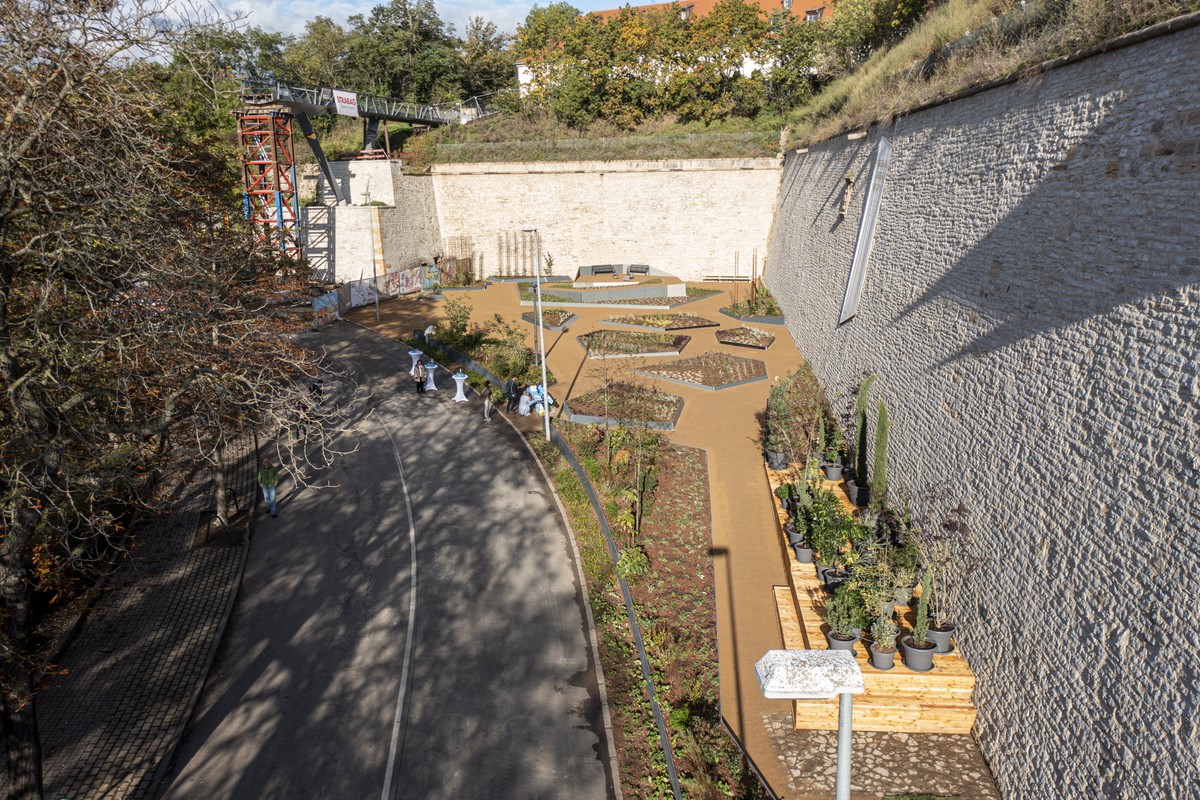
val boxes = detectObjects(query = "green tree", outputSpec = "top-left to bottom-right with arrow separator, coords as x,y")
346,0 -> 462,102
666,0 -> 769,122
285,16 -> 352,87
765,11 -> 821,111
0,4 -> 334,794
514,2 -> 582,107
459,16 -> 516,98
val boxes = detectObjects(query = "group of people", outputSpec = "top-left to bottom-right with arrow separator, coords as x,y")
504,377 -> 554,417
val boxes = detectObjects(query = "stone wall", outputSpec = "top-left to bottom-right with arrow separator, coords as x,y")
301,161 -> 441,283
765,19 -> 1200,799
431,158 -> 782,281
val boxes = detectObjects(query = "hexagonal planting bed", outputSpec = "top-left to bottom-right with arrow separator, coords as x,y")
522,308 -> 578,331
563,382 -> 683,430
577,329 -> 691,358
715,326 -> 776,349
603,313 -> 720,331
635,351 -> 767,390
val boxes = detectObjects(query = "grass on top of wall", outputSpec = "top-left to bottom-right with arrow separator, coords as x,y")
785,0 -> 1196,148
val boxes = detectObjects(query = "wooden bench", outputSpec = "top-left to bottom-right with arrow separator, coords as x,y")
628,264 -> 650,275
765,464 -> 978,734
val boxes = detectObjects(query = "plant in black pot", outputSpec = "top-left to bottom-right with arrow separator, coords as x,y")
822,425 -> 845,482
911,499 -> 989,654
899,573 -> 937,671
807,489 -> 851,582
824,584 -> 864,653
868,617 -> 900,670
844,375 -> 876,507
763,378 -> 791,470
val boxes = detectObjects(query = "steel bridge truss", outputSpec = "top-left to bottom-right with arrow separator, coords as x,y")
237,111 -> 303,259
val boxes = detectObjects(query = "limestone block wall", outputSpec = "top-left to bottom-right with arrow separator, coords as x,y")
302,162 -> 441,283
431,158 -> 782,281
765,19 -> 1200,799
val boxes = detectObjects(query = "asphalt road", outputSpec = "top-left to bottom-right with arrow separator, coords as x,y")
159,322 -> 615,800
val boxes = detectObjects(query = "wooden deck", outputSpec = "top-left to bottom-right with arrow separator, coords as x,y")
767,465 -> 977,734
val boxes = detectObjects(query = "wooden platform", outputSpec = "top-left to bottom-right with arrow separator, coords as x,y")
767,464 -> 977,734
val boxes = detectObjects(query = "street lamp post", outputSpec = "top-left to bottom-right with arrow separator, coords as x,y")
756,650 -> 865,800
522,226 -> 551,442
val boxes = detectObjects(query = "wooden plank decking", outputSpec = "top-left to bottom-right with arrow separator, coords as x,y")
767,464 -> 977,734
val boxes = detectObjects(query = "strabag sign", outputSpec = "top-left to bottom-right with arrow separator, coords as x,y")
333,90 -> 359,117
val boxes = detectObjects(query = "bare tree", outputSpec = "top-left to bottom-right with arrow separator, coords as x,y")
0,3 -> 346,795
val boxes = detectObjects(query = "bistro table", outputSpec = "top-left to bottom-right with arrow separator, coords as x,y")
452,371 -> 469,402
408,349 -> 423,375
423,362 -> 439,392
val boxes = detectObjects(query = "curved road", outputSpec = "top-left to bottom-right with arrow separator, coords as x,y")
159,322 -> 615,800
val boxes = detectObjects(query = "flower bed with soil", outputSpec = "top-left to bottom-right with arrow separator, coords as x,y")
535,428 -> 767,798
577,329 -> 691,358
603,313 -> 720,331
715,326 -> 776,349
636,351 -> 767,390
565,382 -> 683,429
521,308 -> 578,330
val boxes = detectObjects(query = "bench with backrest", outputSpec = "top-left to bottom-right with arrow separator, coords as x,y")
591,265 -> 616,275
628,264 -> 650,275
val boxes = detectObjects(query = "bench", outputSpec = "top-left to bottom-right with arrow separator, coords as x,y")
628,264 -> 650,275
702,274 -> 752,282
591,265 -> 616,275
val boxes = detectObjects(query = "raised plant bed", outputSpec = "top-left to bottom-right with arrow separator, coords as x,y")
603,313 -> 720,331
441,282 -> 491,292
490,275 -> 572,283
562,382 -> 684,431
635,351 -> 767,390
719,307 -> 785,325
522,309 -> 579,331
715,326 -> 776,349
577,329 -> 691,359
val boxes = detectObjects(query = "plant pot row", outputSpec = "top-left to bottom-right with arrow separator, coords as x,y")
823,628 -> 949,672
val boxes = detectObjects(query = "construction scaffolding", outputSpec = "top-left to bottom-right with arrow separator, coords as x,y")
237,110 -> 303,259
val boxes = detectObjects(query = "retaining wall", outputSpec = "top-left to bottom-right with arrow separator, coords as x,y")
431,158 -> 782,282
764,18 -> 1200,800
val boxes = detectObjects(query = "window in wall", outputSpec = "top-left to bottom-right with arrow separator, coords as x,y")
805,8 -> 823,22
839,137 -> 893,324
782,0 -> 793,11
680,5 -> 693,20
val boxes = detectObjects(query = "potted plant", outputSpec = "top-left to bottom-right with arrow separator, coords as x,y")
844,375 -> 876,507
824,584 -> 863,653
912,501 -> 988,654
868,617 -> 900,670
822,424 -> 845,481
807,490 -> 850,582
763,379 -> 791,470
899,573 -> 937,671
774,482 -> 800,511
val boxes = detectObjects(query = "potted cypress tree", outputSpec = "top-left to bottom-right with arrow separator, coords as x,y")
899,573 -> 937,671
844,375 -> 876,507
822,425 -> 845,481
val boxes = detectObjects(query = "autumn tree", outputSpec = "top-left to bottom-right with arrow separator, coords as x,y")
459,16 -> 516,99
0,3 -> 339,795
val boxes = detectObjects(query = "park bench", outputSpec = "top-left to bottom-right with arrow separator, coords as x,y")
628,264 -> 650,275
591,265 -> 616,275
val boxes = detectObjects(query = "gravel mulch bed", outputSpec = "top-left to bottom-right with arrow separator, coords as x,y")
577,329 -> 691,357
636,351 -> 767,388
715,326 -> 776,349
604,313 -> 720,331
566,382 -> 682,425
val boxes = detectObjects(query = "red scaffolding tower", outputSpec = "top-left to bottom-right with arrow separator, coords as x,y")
237,110 -> 303,259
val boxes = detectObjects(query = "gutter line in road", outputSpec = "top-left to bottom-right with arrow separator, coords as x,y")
377,411 -> 419,800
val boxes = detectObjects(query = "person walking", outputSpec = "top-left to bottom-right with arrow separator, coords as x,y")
258,458 -> 279,518
483,388 -> 494,422
414,359 -> 428,394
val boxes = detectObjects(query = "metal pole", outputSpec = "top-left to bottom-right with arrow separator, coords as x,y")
533,231 -> 550,441
836,691 -> 853,800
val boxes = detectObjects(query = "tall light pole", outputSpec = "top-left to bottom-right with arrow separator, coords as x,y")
522,226 -> 551,442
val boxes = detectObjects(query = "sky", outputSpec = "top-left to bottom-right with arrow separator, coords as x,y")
211,0 -> 621,40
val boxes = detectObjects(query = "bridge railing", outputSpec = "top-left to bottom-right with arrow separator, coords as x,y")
240,79 -> 496,126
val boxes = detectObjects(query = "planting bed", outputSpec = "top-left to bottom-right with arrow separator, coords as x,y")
716,326 -> 776,349
521,308 -> 578,331
577,329 -> 690,358
564,382 -> 683,430
603,313 -> 720,331
636,351 -> 767,390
